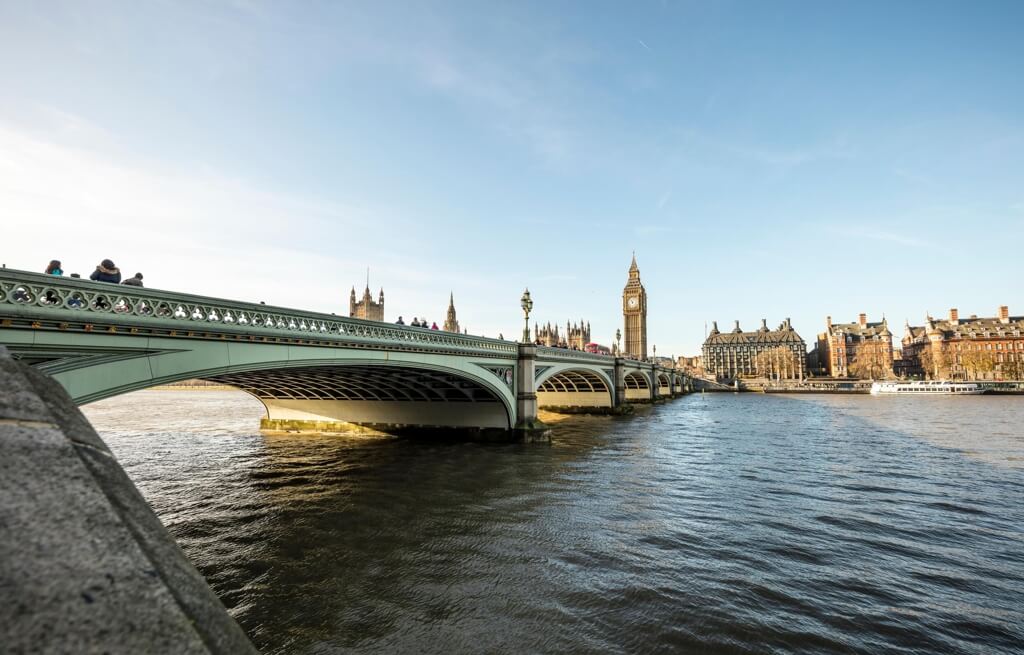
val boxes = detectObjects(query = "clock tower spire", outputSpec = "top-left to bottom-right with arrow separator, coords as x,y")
622,254 -> 648,360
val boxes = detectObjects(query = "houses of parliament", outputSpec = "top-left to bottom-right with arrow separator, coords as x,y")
346,255 -> 650,360
622,254 -> 648,360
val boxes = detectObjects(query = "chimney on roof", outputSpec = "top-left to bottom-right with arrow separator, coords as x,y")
858,313 -> 867,328
826,315 -> 832,330
999,305 -> 1009,324
949,308 -> 959,325
785,317 -> 791,329
733,320 -> 741,333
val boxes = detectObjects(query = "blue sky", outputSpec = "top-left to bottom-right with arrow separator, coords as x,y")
1,1 -> 1022,355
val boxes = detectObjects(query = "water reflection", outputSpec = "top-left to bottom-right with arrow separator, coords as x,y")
83,391 -> 1024,654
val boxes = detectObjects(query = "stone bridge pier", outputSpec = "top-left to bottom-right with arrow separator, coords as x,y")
513,343 -> 550,441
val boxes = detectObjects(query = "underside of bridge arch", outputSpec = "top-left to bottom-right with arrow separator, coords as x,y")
624,371 -> 651,402
204,364 -> 512,432
536,369 -> 612,409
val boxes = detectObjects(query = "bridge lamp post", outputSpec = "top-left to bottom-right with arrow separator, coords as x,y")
653,345 -> 657,362
615,328 -> 621,356
520,289 -> 533,343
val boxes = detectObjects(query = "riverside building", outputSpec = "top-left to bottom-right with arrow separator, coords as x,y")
702,319 -> 807,380
622,254 -> 648,360
900,306 -> 1024,380
349,283 -> 384,321
817,314 -> 893,378
443,293 -> 460,333
534,320 -> 591,349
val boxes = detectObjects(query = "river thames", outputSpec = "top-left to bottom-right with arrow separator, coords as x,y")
82,391 -> 1024,654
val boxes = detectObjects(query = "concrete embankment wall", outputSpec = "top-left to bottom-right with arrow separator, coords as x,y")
0,348 -> 256,654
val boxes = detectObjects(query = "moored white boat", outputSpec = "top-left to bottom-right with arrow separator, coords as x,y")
870,381 -> 985,395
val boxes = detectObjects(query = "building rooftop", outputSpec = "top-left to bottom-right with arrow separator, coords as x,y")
907,306 -> 1023,340
704,318 -> 805,346
826,315 -> 892,339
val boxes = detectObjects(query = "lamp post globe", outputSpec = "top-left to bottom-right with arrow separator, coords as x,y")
615,328 -> 621,356
520,289 -> 533,343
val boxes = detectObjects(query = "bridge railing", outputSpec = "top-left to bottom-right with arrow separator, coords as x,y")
0,269 -> 518,357
536,346 -> 614,364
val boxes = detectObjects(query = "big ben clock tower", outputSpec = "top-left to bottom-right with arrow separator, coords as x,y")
622,253 -> 648,360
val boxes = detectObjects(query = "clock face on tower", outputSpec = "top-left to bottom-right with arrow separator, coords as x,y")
627,297 -> 639,309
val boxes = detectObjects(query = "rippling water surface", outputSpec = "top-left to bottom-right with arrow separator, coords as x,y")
82,391 -> 1024,654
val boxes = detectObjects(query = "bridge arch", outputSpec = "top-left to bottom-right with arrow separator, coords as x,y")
623,370 -> 651,402
1,324 -> 517,431
535,364 -> 614,409
209,361 -> 514,431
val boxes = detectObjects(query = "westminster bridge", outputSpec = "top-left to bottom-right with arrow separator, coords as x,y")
0,269 -> 687,439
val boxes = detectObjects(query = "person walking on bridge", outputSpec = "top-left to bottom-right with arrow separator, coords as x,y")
89,259 -> 121,284
44,260 -> 63,276
396,316 -> 405,325
122,272 -> 144,287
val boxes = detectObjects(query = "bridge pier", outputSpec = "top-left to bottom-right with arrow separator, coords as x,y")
513,343 -> 551,442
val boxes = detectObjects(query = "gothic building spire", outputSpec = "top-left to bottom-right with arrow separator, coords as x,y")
443,292 -> 460,332
622,253 -> 648,359
349,271 -> 384,321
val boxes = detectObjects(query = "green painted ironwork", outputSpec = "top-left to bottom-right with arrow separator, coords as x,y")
0,268 -> 687,426
0,269 -> 517,357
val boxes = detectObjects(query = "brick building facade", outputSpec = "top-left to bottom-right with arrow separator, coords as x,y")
900,306 -> 1024,380
817,313 -> 893,378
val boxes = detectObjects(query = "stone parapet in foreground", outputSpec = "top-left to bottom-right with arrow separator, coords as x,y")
0,347 -> 256,654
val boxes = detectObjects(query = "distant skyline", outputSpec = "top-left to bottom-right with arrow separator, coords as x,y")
2,1 -> 1022,355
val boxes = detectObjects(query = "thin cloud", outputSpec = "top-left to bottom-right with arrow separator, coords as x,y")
634,224 -> 677,237
892,167 -> 937,188
0,119 -> 428,310
824,226 -> 936,249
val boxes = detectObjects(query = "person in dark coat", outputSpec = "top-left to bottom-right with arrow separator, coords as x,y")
90,259 -> 121,284
122,272 -> 144,287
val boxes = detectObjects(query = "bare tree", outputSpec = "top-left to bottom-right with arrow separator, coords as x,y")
755,346 -> 801,380
849,339 -> 892,380
960,348 -> 996,380
1001,355 -> 1024,381
919,344 -> 949,379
